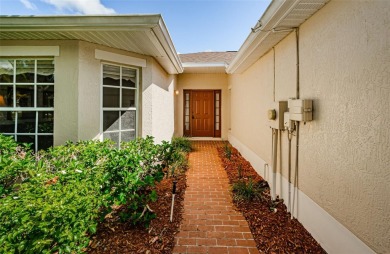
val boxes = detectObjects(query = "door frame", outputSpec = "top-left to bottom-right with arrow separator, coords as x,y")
183,89 -> 221,138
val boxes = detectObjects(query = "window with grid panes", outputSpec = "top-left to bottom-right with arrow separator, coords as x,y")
102,64 -> 138,147
0,59 -> 54,151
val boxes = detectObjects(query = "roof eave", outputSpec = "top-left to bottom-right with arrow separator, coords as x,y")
227,0 -> 329,74
0,15 -> 183,74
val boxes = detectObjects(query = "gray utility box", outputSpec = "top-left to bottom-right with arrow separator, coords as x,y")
288,99 -> 313,122
268,101 -> 288,129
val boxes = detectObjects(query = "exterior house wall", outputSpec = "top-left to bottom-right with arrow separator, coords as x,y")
149,58 -> 176,143
176,73 -> 229,139
0,40 -> 173,145
228,1 -> 389,253
0,40 -> 80,145
77,41 -> 151,142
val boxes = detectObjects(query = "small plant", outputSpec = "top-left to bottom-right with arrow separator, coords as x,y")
237,163 -> 243,179
232,178 -> 268,201
223,142 -> 232,160
171,136 -> 192,153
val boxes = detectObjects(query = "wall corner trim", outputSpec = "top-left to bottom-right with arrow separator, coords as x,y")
95,49 -> 146,67
0,46 -> 60,56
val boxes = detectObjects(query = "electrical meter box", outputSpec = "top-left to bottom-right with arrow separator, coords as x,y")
288,99 -> 313,122
268,101 -> 287,129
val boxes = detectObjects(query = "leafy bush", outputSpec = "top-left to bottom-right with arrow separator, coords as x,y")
0,135 -> 35,196
171,136 -> 192,153
0,134 -> 172,253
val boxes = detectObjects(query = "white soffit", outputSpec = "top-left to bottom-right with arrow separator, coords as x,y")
182,62 -> 227,74
0,15 -> 183,74
227,0 -> 330,74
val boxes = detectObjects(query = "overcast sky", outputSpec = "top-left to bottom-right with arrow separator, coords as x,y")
0,0 -> 271,54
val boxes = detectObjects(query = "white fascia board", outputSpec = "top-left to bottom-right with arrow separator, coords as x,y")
0,46 -> 60,56
95,49 -> 146,67
151,17 -> 183,74
228,0 -> 329,74
227,0 -> 288,74
0,15 -> 161,31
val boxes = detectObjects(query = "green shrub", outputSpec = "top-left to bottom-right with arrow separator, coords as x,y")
171,136 -> 192,153
0,134 -> 169,253
0,135 -> 35,196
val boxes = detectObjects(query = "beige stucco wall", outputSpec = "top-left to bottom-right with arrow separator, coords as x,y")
0,40 -> 175,145
0,40 -> 80,145
228,0 -> 389,252
176,73 -> 230,139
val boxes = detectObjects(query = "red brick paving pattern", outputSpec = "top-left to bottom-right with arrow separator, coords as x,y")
173,141 -> 260,254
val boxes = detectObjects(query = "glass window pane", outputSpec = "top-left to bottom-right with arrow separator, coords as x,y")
216,93 -> 220,100
38,135 -> 53,151
103,111 -> 119,131
0,60 -> 14,83
37,60 -> 54,83
122,68 -> 136,88
121,130 -> 135,142
216,123 -> 219,131
17,111 -> 36,133
17,135 -> 35,150
185,123 -> 189,131
120,111 -> 136,130
185,116 -> 189,123
16,60 -> 35,83
122,89 -> 136,108
185,101 -> 189,108
103,87 -> 120,108
185,108 -> 189,115
0,85 -> 13,107
37,85 -> 54,107
103,132 -> 119,147
38,111 -> 54,133
216,115 -> 219,123
0,111 -> 15,133
215,101 -> 219,107
103,65 -> 120,86
216,108 -> 219,116
185,93 -> 189,100
16,85 -> 34,107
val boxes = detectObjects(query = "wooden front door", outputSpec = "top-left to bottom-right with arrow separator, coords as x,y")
191,90 -> 214,137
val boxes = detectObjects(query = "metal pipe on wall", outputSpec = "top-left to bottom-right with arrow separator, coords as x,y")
271,128 -> 278,199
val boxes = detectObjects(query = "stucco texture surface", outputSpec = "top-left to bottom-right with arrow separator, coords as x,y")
228,0 -> 390,252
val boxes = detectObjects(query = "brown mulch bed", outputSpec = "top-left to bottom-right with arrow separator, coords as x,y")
87,174 -> 187,254
217,143 -> 326,254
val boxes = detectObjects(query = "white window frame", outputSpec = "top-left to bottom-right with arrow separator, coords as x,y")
0,58 -> 55,151
100,62 -> 139,146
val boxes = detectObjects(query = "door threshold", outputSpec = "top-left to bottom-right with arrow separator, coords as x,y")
188,137 -> 223,141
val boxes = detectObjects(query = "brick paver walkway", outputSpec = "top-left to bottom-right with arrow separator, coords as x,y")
173,141 -> 260,254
